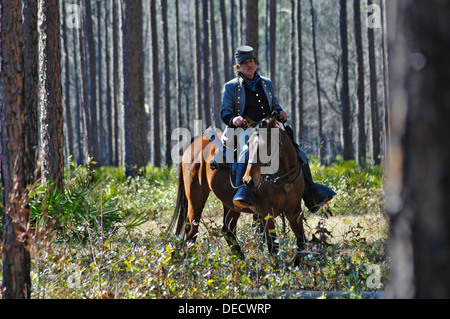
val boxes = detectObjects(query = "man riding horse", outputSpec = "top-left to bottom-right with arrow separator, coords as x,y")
219,45 -> 336,212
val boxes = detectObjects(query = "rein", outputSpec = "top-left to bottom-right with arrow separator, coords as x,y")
253,123 -> 302,189
264,159 -> 302,188
229,118 -> 304,212
252,123 -> 304,212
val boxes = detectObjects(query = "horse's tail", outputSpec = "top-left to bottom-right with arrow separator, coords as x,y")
167,163 -> 188,240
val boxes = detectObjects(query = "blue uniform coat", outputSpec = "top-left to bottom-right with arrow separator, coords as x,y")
220,76 -> 283,128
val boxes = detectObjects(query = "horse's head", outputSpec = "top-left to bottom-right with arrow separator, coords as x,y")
243,114 -> 280,190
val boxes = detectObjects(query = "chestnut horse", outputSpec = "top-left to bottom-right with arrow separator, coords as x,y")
168,114 -> 307,264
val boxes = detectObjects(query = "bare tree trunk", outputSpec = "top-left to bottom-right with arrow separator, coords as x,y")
219,0 -> 231,82
96,0 -> 105,166
309,0 -> 325,165
73,22 -> 84,164
22,0 -> 39,182
354,0 -> 366,166
202,0 -> 212,127
367,0 -> 381,165
340,0 -> 354,160
38,0 -> 64,191
0,0 -> 32,299
242,0 -> 258,53
84,0 -> 100,165
105,0 -> 113,166
210,1 -> 222,128
290,0 -> 296,137
175,0 -> 183,127
61,1 -> 74,161
149,0 -> 161,166
296,0 -> 304,141
122,0 -> 148,175
112,0 -> 121,167
78,0 -> 93,164
387,0 -> 450,299
161,0 -> 172,165
230,0 -> 237,64
381,0 -> 390,157
268,0 -> 276,85
194,0 -> 202,124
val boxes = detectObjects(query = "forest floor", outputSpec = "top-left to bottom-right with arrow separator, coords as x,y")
0,159 -> 389,299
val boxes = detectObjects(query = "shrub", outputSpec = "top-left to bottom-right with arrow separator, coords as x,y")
1,160 -> 389,298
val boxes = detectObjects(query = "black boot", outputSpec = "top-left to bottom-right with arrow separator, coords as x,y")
302,163 -> 336,213
233,162 -> 255,208
285,131 -> 336,212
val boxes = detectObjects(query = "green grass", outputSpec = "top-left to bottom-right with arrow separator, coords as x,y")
1,159 -> 389,299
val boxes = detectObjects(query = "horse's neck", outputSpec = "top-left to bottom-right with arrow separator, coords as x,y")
278,131 -> 298,174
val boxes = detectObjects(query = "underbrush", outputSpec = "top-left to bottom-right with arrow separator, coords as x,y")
1,159 -> 389,299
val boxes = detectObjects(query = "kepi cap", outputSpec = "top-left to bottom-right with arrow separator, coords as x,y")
235,45 -> 256,65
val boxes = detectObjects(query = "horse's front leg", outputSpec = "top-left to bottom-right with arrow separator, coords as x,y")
263,215 -> 279,256
222,208 -> 245,260
285,209 -> 307,267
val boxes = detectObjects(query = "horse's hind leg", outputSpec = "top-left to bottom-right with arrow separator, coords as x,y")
185,181 -> 210,245
222,208 -> 245,260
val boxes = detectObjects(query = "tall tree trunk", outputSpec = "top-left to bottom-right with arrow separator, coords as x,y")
84,0 -> 100,164
77,0 -> 92,164
296,0 -> 304,141
210,0 -> 222,128
96,0 -> 105,165
73,22 -> 84,164
340,0 -> 354,160
242,0 -> 258,53
219,0 -> 231,82
61,1 -> 74,162
122,0 -> 148,176
112,0 -> 121,167
149,0 -> 161,166
290,0 -> 296,137
22,0 -> 39,183
161,0 -> 172,165
175,0 -> 183,127
38,0 -> 64,191
0,0 -> 32,299
230,0 -> 237,65
309,0 -> 325,165
105,0 -> 113,166
202,0 -> 212,128
268,0 -> 276,84
381,0 -> 390,157
194,0 -> 202,124
387,0 -> 450,299
367,0 -> 381,165
354,0 -> 366,166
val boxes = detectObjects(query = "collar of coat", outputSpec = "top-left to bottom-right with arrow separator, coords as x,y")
239,72 -> 262,92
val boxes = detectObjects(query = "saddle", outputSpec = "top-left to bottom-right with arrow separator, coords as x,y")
210,146 -> 233,170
